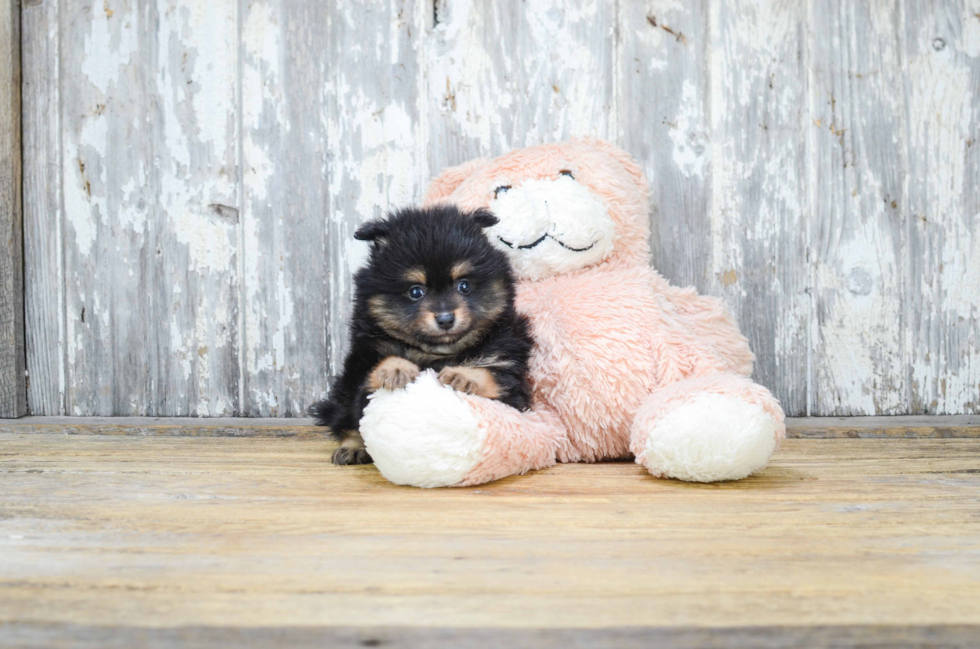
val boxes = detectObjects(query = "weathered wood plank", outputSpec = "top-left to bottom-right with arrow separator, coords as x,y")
903,0 -> 980,414
239,0 -> 332,416
425,0 -> 617,171
705,0 -> 809,415
54,0 -> 240,415
16,0 -> 980,417
4,623 -> 980,649
21,0 -> 64,415
1,435 -> 979,631
2,415 -> 978,438
619,2 -> 711,290
147,1 -> 241,416
786,414 -> 980,438
808,0 -> 908,415
324,0 -> 426,376
59,0 -> 147,414
0,0 -> 26,418
0,416 -> 324,437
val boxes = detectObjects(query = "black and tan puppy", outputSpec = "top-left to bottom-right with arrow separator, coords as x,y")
311,205 -> 533,465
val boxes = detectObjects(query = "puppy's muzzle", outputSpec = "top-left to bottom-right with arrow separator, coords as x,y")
435,312 -> 456,330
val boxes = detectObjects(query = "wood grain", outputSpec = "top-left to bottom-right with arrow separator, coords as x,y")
2,415 -> 979,438
17,0 -> 980,416
148,0 -> 242,417
425,0 -> 617,171
903,0 -> 980,414
239,0 -> 332,416
808,0 -> 908,415
4,623 -> 980,649
706,0 -> 809,415
0,416 -> 327,437
51,1 -> 241,415
786,414 -> 980,438
58,0 -> 145,415
620,1 -> 711,291
1,433 -> 979,637
21,0 -> 63,416
0,0 -> 26,418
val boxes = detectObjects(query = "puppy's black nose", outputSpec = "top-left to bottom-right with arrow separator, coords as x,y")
435,312 -> 455,330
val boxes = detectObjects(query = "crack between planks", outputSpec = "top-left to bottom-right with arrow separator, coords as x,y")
234,0 -> 245,416
56,0 -> 68,416
804,0 -> 816,418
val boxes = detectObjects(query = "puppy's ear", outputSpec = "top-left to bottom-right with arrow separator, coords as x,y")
354,220 -> 389,244
471,208 -> 498,229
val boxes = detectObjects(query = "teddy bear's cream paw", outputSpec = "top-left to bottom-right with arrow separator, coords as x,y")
359,371 -> 486,488
638,393 -> 778,482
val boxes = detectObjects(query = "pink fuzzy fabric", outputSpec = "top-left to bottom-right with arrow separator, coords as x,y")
423,138 -> 785,485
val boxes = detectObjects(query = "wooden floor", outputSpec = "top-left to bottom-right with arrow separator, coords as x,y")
1,418 -> 980,647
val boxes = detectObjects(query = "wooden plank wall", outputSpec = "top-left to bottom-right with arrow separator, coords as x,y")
19,0 -> 980,417
1,0 -> 27,418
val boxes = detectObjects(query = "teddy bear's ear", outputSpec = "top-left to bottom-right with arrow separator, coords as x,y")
575,138 -> 649,196
353,219 -> 389,244
423,157 -> 490,205
470,208 -> 498,229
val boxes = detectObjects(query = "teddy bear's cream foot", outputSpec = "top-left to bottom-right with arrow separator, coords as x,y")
629,373 -> 785,482
359,371 -> 568,488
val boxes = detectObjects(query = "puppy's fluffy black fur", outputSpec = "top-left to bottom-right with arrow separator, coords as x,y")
311,204 -> 533,465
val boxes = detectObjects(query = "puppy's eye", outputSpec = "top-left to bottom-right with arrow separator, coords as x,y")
559,169 -> 574,179
493,185 -> 511,199
407,285 -> 426,301
456,279 -> 472,295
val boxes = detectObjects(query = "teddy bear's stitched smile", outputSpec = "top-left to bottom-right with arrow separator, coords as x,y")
496,233 -> 600,252
494,199 -> 601,252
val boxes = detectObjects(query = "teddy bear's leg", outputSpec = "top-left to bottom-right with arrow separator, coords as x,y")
359,371 -> 571,488
629,373 -> 785,482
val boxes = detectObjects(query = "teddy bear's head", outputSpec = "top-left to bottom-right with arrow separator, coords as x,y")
423,139 -> 650,281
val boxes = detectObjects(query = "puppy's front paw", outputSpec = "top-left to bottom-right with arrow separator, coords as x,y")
332,446 -> 373,465
437,366 -> 500,399
367,356 -> 420,392
332,431 -> 374,465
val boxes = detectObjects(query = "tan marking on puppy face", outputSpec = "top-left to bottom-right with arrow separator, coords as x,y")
456,279 -> 506,338
367,356 -> 420,391
368,294 -> 411,340
480,279 -> 507,318
451,261 -> 474,280
403,268 -> 427,284
437,366 -> 501,400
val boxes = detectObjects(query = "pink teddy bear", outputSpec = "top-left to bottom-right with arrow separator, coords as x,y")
359,138 -> 785,487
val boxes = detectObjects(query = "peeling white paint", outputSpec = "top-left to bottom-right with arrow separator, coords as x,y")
64,113 -> 110,257
669,80 -> 709,178
906,14 -> 979,413
241,1 -> 283,390
23,0 -> 980,418
426,0 -> 614,161
169,204 -> 237,274
80,2 -> 137,96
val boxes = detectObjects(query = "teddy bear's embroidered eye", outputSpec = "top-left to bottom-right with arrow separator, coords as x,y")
493,185 -> 511,199
407,285 -> 425,301
559,169 -> 574,179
